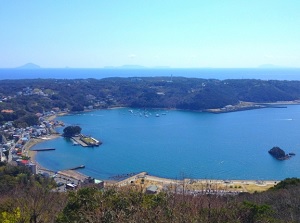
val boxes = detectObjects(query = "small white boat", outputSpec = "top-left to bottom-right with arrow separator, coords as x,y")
71,139 -> 79,146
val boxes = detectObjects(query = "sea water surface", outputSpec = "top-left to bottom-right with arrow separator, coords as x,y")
1,68 -> 300,80
33,106 -> 300,180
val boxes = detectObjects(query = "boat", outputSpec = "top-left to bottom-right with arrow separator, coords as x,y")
156,114 -> 160,117
71,138 -> 79,146
289,152 -> 296,156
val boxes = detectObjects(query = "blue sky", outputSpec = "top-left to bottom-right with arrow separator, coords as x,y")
0,0 -> 299,68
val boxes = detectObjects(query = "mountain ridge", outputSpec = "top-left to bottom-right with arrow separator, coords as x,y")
16,63 -> 41,69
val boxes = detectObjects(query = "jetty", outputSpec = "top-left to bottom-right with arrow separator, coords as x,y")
72,134 -> 102,147
69,165 -> 85,170
30,148 -> 56,151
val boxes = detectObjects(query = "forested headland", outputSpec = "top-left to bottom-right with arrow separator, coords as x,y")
1,77 -> 300,126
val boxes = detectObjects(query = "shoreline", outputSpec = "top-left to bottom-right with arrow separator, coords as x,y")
26,131 -> 281,189
23,107 -> 289,189
51,99 -> 300,117
205,100 -> 300,114
24,134 -> 61,169
116,172 -> 278,193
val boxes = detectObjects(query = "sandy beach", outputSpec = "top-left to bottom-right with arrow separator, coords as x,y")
24,134 -> 61,168
115,172 -> 278,193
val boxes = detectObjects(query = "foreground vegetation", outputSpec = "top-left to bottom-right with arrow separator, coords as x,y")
1,164 -> 300,222
1,77 -> 300,127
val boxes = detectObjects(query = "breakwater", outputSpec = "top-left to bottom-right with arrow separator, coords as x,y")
69,165 -> 85,170
31,148 -> 56,151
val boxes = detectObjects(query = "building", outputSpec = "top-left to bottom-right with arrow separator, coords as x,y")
146,185 -> 158,194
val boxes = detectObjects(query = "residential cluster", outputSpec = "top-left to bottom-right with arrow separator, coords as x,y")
0,110 -> 63,164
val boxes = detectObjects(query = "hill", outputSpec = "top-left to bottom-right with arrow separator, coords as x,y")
16,63 -> 41,69
1,77 -> 300,126
0,164 -> 300,223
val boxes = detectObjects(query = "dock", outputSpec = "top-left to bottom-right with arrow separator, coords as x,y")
72,135 -> 102,147
71,136 -> 88,147
30,148 -> 56,151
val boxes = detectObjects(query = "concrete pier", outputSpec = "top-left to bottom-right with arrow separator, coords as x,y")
31,148 -> 56,151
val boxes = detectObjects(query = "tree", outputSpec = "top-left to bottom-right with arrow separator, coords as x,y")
57,187 -> 100,223
71,104 -> 84,112
270,177 -> 300,190
63,126 -> 82,137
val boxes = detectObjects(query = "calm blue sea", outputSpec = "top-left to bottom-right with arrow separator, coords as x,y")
33,106 -> 300,180
0,68 -> 300,80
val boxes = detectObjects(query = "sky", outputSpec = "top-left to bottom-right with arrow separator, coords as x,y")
0,0 -> 299,68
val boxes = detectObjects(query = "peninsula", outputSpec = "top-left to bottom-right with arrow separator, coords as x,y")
1,77 -> 300,128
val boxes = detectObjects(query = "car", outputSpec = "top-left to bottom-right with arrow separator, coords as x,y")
56,182 -> 64,187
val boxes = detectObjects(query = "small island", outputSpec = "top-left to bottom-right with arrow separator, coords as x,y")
63,125 -> 102,147
268,146 -> 294,160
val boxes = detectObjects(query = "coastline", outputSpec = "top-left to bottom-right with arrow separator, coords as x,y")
25,130 -> 280,192
24,134 -> 61,169
205,100 -> 300,114
24,112 -> 65,168
24,133 -> 90,181
100,100 -> 300,115
116,172 -> 278,193
24,107 -> 287,192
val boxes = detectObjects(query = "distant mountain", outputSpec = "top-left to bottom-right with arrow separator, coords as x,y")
17,63 -> 41,69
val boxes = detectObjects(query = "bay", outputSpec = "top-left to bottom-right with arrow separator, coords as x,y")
33,106 -> 300,180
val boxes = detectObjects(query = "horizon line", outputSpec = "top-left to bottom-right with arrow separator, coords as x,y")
1,66 -> 300,69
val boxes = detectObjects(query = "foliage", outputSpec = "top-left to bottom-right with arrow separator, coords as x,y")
270,177 -> 300,190
0,163 -> 66,223
1,171 -> 300,222
238,201 -> 274,222
63,125 -> 82,137
71,104 -> 84,112
0,207 -> 21,223
1,77 -> 300,124
57,187 -> 100,223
